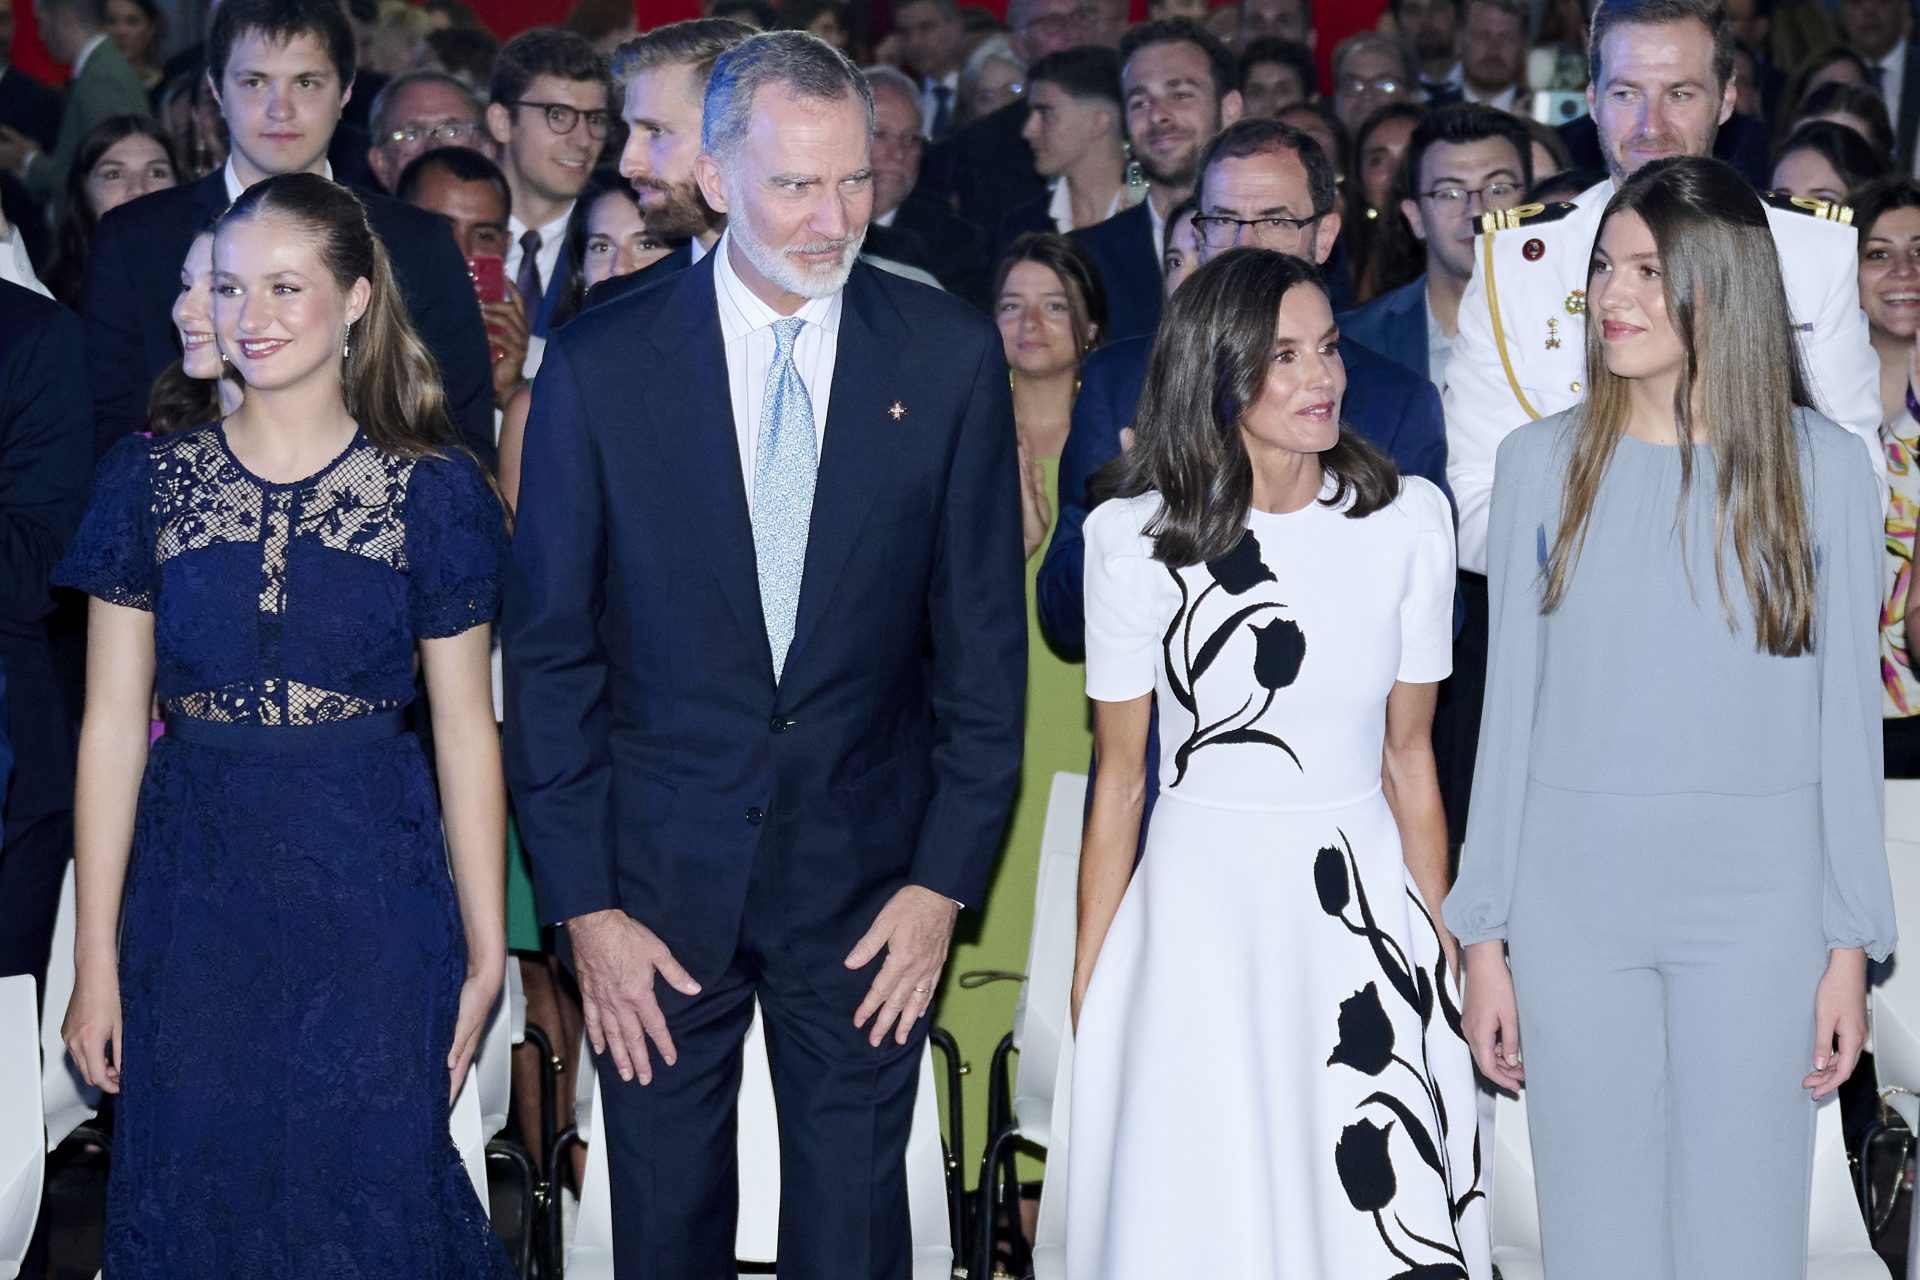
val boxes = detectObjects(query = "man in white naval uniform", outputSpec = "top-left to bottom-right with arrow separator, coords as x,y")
1446,0 -> 1886,577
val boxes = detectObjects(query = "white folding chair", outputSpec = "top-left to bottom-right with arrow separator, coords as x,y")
565,1003 -> 952,1280
0,975 -> 46,1280
1888,781 -> 1920,846
1871,838 -> 1920,1275
979,772 -> 1086,1280
1489,1086 -> 1886,1279
40,861 -> 98,1152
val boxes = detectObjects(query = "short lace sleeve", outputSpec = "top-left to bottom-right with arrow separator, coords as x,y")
407,451 -> 507,639
1396,477 -> 1457,684
1084,495 -> 1168,703
53,433 -> 155,610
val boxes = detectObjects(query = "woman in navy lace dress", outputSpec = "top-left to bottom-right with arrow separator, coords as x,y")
55,172 -> 514,1277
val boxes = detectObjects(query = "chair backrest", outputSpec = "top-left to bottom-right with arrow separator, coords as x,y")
1873,840 -> 1920,1100
452,1062 -> 488,1213
0,974 -> 47,1270
41,860 -> 98,1151
1808,1093 -> 1875,1255
570,1037 -> 617,1271
1011,772 -> 1087,1149
735,1006 -> 781,1264
1488,1087 -> 1540,1255
476,980 -> 513,1141
1888,780 -> 1920,846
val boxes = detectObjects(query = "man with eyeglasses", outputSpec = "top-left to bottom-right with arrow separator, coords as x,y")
1329,30 -> 1423,132
1341,103 -> 1527,855
1038,116 -> 1448,653
486,29 -> 611,345
78,0 -> 494,459
864,64 -> 991,306
1342,103 -> 1531,392
366,69 -> 489,193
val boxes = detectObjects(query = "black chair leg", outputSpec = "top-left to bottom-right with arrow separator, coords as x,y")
546,1124 -> 582,1280
487,1138 -> 538,1278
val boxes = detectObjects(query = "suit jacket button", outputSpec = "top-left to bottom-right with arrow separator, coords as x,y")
746,806 -> 765,825
770,717 -> 790,733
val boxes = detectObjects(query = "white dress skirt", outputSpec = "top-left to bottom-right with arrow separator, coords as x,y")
1066,480 -> 1491,1280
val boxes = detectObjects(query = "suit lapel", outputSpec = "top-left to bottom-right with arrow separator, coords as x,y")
784,266 -> 897,676
643,257 -> 772,672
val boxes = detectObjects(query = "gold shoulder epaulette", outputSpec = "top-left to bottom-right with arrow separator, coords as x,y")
1762,190 -> 1854,225
1473,201 -> 1579,236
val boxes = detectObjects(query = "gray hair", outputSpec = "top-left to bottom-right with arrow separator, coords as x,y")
702,30 -> 874,163
864,64 -> 922,112
1329,31 -> 1418,87
368,69 -> 482,140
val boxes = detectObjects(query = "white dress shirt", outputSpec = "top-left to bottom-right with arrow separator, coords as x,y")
223,156 -> 334,201
506,205 -> 574,302
1424,288 -> 1454,396
0,218 -> 48,297
1045,178 -> 1124,233
712,231 -> 843,503
1147,196 -> 1169,265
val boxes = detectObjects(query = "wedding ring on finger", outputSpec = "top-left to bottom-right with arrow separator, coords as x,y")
913,985 -> 930,995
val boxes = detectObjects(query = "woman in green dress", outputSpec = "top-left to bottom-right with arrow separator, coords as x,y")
935,232 -> 1108,1172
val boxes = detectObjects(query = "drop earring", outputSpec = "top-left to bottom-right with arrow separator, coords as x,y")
342,320 -> 353,360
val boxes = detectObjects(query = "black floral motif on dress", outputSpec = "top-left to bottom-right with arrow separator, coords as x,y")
1162,529 -> 1306,786
1319,833 -> 1484,1277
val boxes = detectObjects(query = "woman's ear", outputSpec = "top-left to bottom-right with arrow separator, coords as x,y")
347,275 -> 373,326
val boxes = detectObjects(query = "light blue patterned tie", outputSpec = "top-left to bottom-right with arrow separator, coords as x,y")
752,316 -> 817,682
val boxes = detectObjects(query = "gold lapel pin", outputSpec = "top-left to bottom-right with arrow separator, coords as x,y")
1564,290 -> 1587,316
1546,318 -> 1561,350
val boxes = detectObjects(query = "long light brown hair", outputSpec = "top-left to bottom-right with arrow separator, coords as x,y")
1545,155 -> 1817,656
215,172 -> 457,459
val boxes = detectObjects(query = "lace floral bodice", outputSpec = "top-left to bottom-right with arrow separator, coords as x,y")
56,425 -> 505,725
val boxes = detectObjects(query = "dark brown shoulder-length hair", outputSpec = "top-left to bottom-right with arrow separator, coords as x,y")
1103,247 -> 1400,568
1546,154 -> 1817,656
216,172 -> 457,459
991,231 -> 1110,365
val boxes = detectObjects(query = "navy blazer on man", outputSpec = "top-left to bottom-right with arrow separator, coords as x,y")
503,254 -> 1025,989
0,281 -> 90,985
1339,275 -> 1429,382
1035,331 -> 1451,652
1072,201 -> 1161,341
79,170 -> 496,461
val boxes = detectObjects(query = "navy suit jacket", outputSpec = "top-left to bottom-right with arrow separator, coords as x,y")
1072,202 -> 1161,342
890,190 -> 992,310
503,256 -> 1026,991
583,243 -> 694,311
1339,275 -> 1429,381
1035,331 -> 1451,652
0,282 -> 89,822
80,170 -> 496,461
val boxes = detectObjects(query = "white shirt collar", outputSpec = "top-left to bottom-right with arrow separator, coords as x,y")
711,229 -> 843,345
71,33 -> 110,80
224,156 -> 335,203
1046,178 -> 1124,233
1146,195 -> 1169,267
1880,37 -> 1907,74
690,235 -> 712,264
510,204 -> 574,248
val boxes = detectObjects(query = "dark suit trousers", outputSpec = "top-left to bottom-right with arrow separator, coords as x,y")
596,830 -> 926,1280
0,638 -> 74,988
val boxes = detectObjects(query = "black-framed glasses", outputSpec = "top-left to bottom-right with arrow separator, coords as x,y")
1419,181 -> 1523,206
384,121 -> 485,147
509,100 -> 613,139
1191,212 -> 1322,245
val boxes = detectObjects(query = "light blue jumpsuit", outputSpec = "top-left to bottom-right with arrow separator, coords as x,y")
1444,407 -> 1898,1280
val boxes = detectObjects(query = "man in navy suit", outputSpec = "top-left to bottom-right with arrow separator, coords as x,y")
1341,103 -> 1532,386
504,33 -> 1024,1278
79,0 -> 493,460
0,279 -> 90,991
1038,117 -> 1451,654
1073,19 -> 1242,342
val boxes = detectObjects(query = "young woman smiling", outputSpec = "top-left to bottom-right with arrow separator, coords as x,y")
1448,155 -> 1895,1279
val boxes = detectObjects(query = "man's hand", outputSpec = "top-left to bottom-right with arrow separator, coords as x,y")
484,281 -> 531,410
567,908 -> 701,1085
0,125 -> 37,177
845,885 -> 959,1047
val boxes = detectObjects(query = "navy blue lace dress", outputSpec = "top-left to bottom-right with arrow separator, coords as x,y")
54,425 -> 515,1279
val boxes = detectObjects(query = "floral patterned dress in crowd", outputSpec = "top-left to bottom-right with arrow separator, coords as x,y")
1065,477 -> 1489,1279
54,425 -> 516,1278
